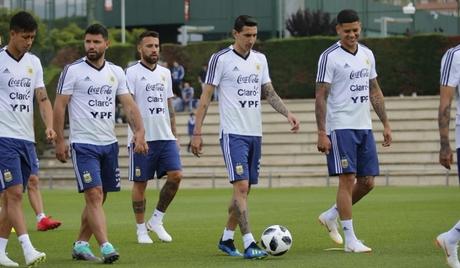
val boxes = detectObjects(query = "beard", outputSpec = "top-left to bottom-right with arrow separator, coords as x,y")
86,50 -> 104,61
143,54 -> 158,65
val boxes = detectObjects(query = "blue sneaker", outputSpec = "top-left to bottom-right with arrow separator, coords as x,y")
244,242 -> 268,259
72,243 -> 100,261
100,243 -> 119,264
218,239 -> 243,257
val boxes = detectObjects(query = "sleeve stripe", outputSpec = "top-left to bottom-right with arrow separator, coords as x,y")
57,59 -> 84,94
316,44 -> 339,82
441,47 -> 460,86
206,48 -> 231,84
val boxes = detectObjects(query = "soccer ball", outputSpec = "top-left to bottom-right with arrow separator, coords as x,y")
260,225 -> 292,256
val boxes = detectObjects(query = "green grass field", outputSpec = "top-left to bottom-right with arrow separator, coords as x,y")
4,186 -> 459,267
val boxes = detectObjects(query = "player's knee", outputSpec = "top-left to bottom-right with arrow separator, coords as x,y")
84,187 -> 104,204
167,171 -> 182,186
358,176 -> 375,191
6,187 -> 23,203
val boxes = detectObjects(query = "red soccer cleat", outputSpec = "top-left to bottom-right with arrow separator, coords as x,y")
37,216 -> 62,231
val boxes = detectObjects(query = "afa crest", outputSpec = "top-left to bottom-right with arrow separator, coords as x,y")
83,171 -> 92,183
235,163 -> 244,176
161,75 -> 166,82
27,66 -> 33,75
341,157 -> 349,169
3,170 -> 12,182
135,167 -> 141,177
255,63 -> 260,71
108,75 -> 116,85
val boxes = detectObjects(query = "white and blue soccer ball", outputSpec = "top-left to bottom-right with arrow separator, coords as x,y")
260,225 -> 292,256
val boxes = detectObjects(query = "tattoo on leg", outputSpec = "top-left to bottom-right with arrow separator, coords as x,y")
156,180 -> 179,212
232,199 -> 250,234
132,200 -> 145,214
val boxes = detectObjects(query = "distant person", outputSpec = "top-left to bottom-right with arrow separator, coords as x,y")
54,23 -> 148,264
198,64 -> 215,100
125,30 -> 183,244
0,11 -> 52,267
171,61 -> 185,96
191,15 -> 299,260
315,9 -> 391,253
181,82 -> 194,112
437,42 -> 460,268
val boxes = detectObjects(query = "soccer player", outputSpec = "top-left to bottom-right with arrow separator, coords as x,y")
437,42 -> 460,268
126,31 -> 182,244
54,23 -> 148,263
315,9 -> 391,253
0,11 -> 51,267
191,15 -> 300,259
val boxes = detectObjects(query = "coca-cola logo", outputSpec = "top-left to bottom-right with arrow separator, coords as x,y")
145,83 -> 164,91
8,78 -> 31,87
237,74 -> 259,84
349,68 -> 369,80
87,85 -> 112,95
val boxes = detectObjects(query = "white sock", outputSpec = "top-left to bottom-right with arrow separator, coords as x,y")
75,240 -> 89,246
222,228 -> 235,241
325,204 -> 338,220
341,219 -> 358,243
0,238 -> 8,253
18,234 -> 34,254
150,209 -> 165,225
36,213 -> 46,222
446,220 -> 460,244
242,233 -> 255,249
137,223 -> 147,233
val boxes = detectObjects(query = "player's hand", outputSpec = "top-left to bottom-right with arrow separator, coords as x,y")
55,141 -> 69,163
439,145 -> 453,170
191,134 -> 203,157
45,128 -> 57,143
287,112 -> 300,133
317,132 -> 331,154
382,125 -> 392,147
133,132 -> 148,155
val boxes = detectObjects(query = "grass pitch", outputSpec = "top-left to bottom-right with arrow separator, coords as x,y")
5,186 -> 459,267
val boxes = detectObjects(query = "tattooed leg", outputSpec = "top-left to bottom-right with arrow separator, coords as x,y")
156,171 -> 182,212
132,181 -> 147,224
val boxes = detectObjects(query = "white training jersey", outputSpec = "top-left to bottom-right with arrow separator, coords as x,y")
440,44 -> 460,148
206,45 -> 271,137
56,57 -> 129,145
316,41 -> 377,134
0,47 -> 44,142
125,61 -> 175,143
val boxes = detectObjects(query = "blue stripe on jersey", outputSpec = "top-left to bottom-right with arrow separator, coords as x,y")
0,48 -> 4,54
57,58 -> 84,94
206,48 -> 231,84
441,46 -> 460,86
316,44 -> 339,82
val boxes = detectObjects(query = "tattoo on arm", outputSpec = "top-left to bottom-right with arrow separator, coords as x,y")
156,180 -> 180,212
261,83 -> 289,117
369,79 -> 389,124
36,87 -> 49,102
132,199 -> 146,214
168,100 -> 177,137
439,102 -> 451,148
315,82 -> 330,132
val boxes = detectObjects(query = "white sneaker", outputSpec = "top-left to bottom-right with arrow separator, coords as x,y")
0,252 -> 18,267
436,232 -> 460,268
137,230 -> 153,244
344,240 -> 372,253
146,221 -> 172,242
318,211 -> 343,244
24,249 -> 46,266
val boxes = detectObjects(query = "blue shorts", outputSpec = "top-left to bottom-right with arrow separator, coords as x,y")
0,137 -> 38,191
70,142 -> 121,193
220,133 -> 261,185
327,129 -> 379,177
128,140 -> 181,181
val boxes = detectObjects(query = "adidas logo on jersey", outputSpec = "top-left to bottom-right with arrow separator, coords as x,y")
84,76 -> 92,81
141,76 -> 147,81
343,63 -> 351,69
232,66 -> 239,72
2,68 -> 10,74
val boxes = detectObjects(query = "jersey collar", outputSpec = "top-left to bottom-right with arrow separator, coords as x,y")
231,45 -> 251,60
85,58 -> 106,71
339,41 -> 359,56
140,61 -> 157,72
5,47 -> 25,62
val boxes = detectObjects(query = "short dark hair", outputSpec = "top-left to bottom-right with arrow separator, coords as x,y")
85,23 -> 108,40
10,11 -> 37,32
337,9 -> 360,24
138,30 -> 159,44
233,15 -> 258,32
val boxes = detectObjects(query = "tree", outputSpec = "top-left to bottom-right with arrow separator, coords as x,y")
286,9 -> 336,37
